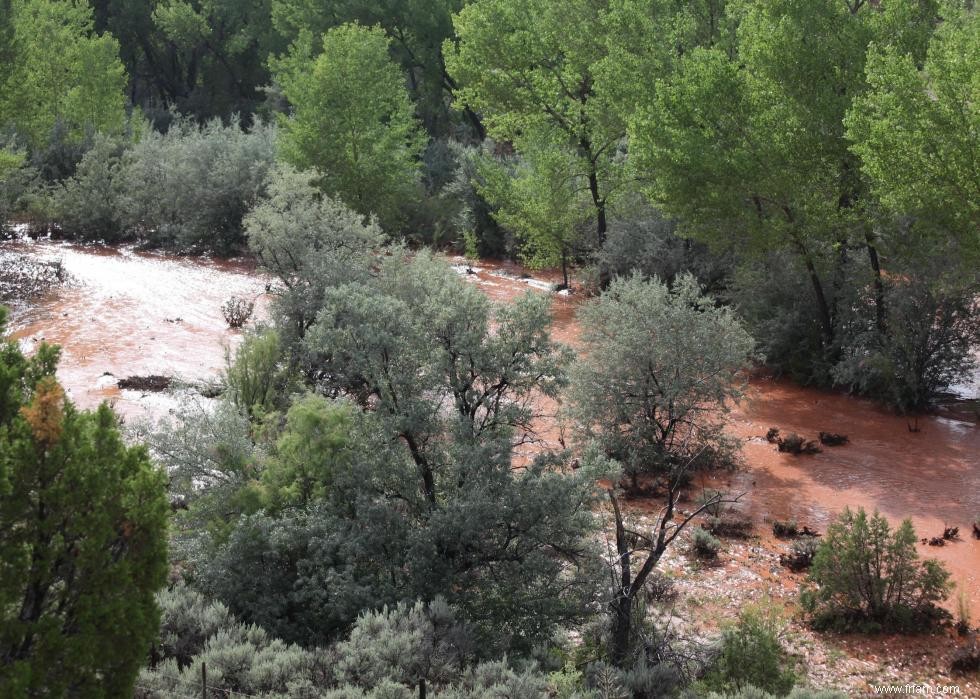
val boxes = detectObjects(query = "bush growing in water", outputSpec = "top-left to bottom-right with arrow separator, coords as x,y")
801,508 -> 951,632
221,295 -> 254,329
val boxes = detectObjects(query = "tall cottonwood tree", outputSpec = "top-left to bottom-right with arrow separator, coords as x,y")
271,0 -> 475,137
631,0 -> 940,349
0,309 -> 169,696
277,23 -> 426,231
445,0 -> 629,248
1,0 -> 129,148
846,3 -> 979,264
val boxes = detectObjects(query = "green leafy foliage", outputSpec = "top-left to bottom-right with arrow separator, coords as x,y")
1,0 -> 128,149
277,23 -> 426,232
259,394 -> 357,512
121,116 -> 277,252
700,604 -> 797,696
224,327 -> 293,419
847,5 -> 980,262
189,252 -> 604,653
0,308 -> 169,696
446,0 -> 637,249
802,508 -> 952,632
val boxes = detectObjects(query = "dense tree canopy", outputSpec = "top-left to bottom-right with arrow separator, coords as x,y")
277,23 -> 426,231
0,309 -> 169,696
847,4 -> 979,262
1,0 -> 129,148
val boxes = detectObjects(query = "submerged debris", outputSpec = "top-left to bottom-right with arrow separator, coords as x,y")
777,432 -> 822,455
766,427 -> 823,454
818,431 -> 849,446
118,375 -> 172,391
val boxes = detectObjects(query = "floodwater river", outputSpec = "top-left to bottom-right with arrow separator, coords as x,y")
4,240 -> 268,419
4,241 -> 979,620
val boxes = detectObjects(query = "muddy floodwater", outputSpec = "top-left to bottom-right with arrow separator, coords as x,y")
5,242 -> 979,620
460,258 -> 980,622
3,239 -> 268,419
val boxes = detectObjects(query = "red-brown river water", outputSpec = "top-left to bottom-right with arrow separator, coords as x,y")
4,243 -> 978,621
457,258 -> 980,623
3,240 -> 268,419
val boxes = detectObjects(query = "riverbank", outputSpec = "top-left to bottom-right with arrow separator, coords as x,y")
5,239 -> 979,690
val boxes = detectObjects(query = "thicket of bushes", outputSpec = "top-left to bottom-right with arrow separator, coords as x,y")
51,117 -> 277,253
801,508 -> 952,633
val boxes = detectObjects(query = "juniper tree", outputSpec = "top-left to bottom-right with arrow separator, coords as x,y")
0,308 -> 169,696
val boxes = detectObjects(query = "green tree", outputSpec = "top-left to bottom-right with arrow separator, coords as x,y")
1,0 -> 128,149
569,275 -> 753,664
569,274 -> 755,491
90,0 -> 284,122
271,0 -> 475,137
846,4 -> 979,263
445,0 -> 632,249
631,0 -> 939,352
0,308 -> 169,696
478,130 -> 592,289
190,254 -> 602,652
244,165 -> 386,347
259,394 -> 357,512
277,23 -> 426,231
802,507 -> 952,631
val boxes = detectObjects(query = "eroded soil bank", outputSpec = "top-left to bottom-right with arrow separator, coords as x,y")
5,243 -> 979,690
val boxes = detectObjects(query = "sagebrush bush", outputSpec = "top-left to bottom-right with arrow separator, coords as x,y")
122,116 -> 277,252
140,587 -> 564,698
801,508 -> 952,632
700,604 -> 797,696
692,528 -> 721,559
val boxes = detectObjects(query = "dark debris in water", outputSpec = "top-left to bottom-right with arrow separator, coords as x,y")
117,375 -> 172,391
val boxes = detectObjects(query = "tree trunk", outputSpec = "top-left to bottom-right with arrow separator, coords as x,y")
587,167 -> 607,248
865,233 -> 886,333
792,239 -> 834,345
609,595 -> 633,666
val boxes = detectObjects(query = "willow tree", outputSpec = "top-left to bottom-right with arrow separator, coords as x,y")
0,308 -> 169,696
